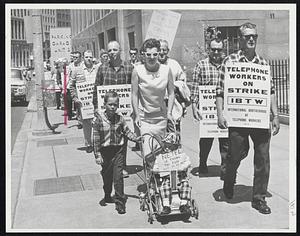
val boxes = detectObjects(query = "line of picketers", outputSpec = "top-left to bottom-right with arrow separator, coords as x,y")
50,22 -> 280,216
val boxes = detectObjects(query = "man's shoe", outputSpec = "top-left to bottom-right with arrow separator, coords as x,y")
161,206 -> 171,215
252,201 -> 271,214
86,146 -> 93,153
223,181 -> 234,199
198,165 -> 208,174
122,169 -> 129,178
115,203 -> 126,214
99,195 -> 115,206
104,195 -> 114,203
77,124 -> 83,129
179,204 -> 191,215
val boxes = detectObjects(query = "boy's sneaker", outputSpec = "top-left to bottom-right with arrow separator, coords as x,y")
86,145 -> 93,153
99,195 -> 114,206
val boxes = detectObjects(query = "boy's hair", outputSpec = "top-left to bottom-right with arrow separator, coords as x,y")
104,91 -> 119,103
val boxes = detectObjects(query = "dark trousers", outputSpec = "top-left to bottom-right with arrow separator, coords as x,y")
100,145 -> 126,204
55,91 -> 61,109
66,89 -> 73,118
199,137 -> 229,175
226,127 -> 271,202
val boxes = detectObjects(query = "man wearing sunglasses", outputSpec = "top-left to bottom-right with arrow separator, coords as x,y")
93,41 -> 133,180
216,22 -> 280,214
129,48 -> 140,66
190,37 -> 229,179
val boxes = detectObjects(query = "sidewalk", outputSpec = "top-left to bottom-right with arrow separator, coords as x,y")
10,100 -> 292,231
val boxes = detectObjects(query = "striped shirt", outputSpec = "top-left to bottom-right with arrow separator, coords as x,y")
93,112 -> 137,155
190,57 -> 221,103
69,62 -> 99,101
216,50 -> 275,97
93,60 -> 133,108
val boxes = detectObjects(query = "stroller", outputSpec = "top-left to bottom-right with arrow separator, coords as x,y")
138,131 -> 199,224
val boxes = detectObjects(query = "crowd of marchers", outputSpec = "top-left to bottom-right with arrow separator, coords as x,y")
49,22 -> 280,216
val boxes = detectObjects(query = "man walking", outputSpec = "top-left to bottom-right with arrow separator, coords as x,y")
70,50 -> 99,153
93,41 -> 133,178
216,22 -> 280,214
67,51 -> 82,121
190,38 -> 229,178
158,39 -> 187,136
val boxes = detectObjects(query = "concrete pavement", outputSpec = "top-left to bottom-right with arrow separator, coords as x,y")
9,96 -> 294,232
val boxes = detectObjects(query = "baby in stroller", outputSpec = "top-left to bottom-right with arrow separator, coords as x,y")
143,131 -> 193,217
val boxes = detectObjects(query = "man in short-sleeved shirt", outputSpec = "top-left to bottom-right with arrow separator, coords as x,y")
216,22 -> 280,214
190,38 -> 229,178
70,50 -> 99,153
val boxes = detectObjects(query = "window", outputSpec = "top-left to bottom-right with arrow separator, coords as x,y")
11,21 -> 14,39
107,28 -> 116,42
22,21 -> 24,39
14,21 -> 18,39
92,41 -> 96,56
128,32 -> 135,49
218,26 -> 239,55
98,32 -> 105,50
20,9 -> 23,17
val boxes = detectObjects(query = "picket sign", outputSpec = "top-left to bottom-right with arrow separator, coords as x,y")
152,148 -> 191,172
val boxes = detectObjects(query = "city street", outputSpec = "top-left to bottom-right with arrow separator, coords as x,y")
9,96 -> 292,231
7,5 -> 295,233
11,80 -> 34,151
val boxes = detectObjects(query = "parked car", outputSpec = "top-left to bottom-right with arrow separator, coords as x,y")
11,68 -> 28,104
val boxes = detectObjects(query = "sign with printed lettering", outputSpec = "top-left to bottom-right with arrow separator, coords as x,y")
145,10 -> 181,50
97,84 -> 132,119
76,81 -> 95,120
50,28 -> 71,65
199,85 -> 228,138
224,63 -> 271,128
152,148 -> 191,172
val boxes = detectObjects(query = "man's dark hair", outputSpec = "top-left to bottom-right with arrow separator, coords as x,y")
104,91 -> 119,103
238,22 -> 257,37
129,48 -> 138,54
73,51 -> 82,57
141,38 -> 161,52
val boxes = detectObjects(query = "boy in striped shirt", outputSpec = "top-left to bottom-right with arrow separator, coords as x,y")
93,91 -> 142,214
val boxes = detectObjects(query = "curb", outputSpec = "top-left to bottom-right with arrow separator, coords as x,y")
10,111 -> 34,228
11,86 -> 38,228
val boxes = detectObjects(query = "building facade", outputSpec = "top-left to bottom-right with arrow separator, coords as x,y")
41,9 -> 56,61
70,9 -> 289,77
56,9 -> 71,28
11,9 -> 33,68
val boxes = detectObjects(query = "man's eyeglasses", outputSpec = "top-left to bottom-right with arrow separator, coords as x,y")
242,34 -> 258,40
130,52 -> 137,55
210,48 -> 223,52
145,53 -> 158,57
